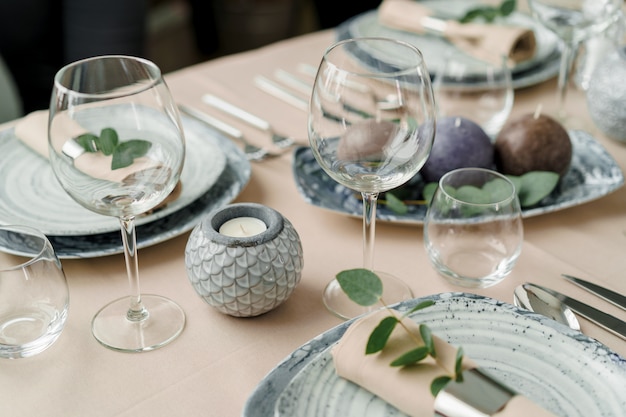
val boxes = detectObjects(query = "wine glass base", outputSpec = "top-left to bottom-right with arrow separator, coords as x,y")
91,294 -> 185,353
323,271 -> 414,320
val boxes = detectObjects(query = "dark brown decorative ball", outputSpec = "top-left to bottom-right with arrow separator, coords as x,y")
495,114 -> 572,176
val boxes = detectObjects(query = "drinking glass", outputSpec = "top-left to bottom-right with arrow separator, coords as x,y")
527,0 -> 623,123
434,55 -> 513,138
424,168 -> 523,288
0,225 -> 69,359
49,56 -> 186,352
309,37 -> 436,319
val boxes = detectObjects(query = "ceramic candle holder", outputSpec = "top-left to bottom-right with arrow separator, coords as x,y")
185,203 -> 303,317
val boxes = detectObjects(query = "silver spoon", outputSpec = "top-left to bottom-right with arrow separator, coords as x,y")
514,283 -> 581,331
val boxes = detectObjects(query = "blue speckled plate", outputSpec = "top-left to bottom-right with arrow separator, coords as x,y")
293,130 -> 624,224
243,293 -> 626,417
1,115 -> 250,259
337,2 -> 561,89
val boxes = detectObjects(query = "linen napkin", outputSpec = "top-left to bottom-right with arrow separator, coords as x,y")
377,0 -> 537,66
332,309 -> 558,416
14,110 -> 182,205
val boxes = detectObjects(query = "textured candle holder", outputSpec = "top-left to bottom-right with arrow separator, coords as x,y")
185,203 -> 303,317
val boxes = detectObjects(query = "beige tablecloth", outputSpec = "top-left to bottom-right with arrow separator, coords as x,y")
0,29 -> 625,417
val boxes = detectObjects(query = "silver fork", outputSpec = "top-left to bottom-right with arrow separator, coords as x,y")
178,104 -> 283,161
201,94 -> 299,149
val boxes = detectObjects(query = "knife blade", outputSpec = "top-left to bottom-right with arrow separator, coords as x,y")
562,274 -> 626,312
530,284 -> 626,340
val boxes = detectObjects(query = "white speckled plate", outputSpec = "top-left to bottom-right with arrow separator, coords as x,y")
293,130 -> 624,224
243,293 -> 626,417
0,115 -> 250,258
0,114 -> 227,236
337,2 -> 561,89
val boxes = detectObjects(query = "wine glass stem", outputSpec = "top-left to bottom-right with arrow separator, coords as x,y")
556,40 -> 580,120
119,216 -> 149,322
362,192 -> 379,271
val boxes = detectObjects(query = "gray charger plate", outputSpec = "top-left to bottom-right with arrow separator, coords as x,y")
0,115 -> 250,258
337,3 -> 561,89
292,130 -> 624,224
243,293 -> 626,417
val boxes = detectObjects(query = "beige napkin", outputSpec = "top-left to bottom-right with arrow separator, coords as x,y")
378,0 -> 537,66
14,110 -> 182,205
332,309 -> 558,416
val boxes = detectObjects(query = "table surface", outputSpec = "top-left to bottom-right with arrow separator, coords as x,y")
1,28 -> 625,417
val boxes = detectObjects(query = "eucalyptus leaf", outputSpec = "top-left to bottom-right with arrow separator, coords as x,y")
455,347 -> 465,382
385,192 -> 408,214
336,269 -> 383,306
390,346 -> 430,367
420,324 -> 435,357
422,182 -> 438,205
366,316 -> 399,354
111,139 -> 152,170
403,299 -> 435,316
430,375 -> 452,397
459,0 -> 516,23
98,128 -> 119,156
512,171 -> 560,207
76,133 -> 99,153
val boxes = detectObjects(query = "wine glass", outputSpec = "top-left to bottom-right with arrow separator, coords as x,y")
526,0 -> 623,124
308,37 -> 436,319
434,54 -> 514,139
48,55 -> 186,352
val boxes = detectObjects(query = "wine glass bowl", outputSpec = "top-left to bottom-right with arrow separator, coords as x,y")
48,55 -> 186,352
309,37 -> 436,319
434,55 -> 514,138
526,0 -> 623,123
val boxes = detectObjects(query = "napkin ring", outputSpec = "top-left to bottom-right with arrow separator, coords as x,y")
434,368 -> 516,417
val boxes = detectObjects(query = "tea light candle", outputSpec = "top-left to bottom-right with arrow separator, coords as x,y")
219,217 -> 267,237
185,202 -> 304,317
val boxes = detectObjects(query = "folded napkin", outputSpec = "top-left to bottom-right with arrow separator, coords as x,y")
332,309 -> 557,416
14,110 -> 181,206
378,0 -> 537,66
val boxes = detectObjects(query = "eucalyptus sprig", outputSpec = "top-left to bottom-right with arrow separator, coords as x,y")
381,170 -> 560,215
75,127 -> 152,170
458,0 -> 516,23
336,269 -> 464,396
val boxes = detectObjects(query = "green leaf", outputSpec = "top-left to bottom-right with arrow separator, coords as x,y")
458,0 -> 516,23
111,139 -> 152,170
500,0 -> 517,16
404,299 -> 435,316
420,324 -> 435,357
366,316 -> 399,354
336,269 -> 383,306
76,133 -> 99,153
385,192 -> 408,215
390,346 -> 430,367
98,128 -> 119,156
513,171 -> 559,207
430,376 -> 452,397
454,347 -> 465,382
422,182 -> 438,205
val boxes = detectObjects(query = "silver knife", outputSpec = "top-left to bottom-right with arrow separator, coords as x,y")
253,76 -> 309,111
562,274 -> 626,311
530,284 -> 626,340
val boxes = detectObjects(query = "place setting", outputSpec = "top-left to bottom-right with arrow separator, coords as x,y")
242,8 -> 626,415
0,82 -> 251,260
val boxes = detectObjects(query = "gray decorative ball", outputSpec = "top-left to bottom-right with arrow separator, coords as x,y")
586,45 -> 626,143
185,203 -> 303,317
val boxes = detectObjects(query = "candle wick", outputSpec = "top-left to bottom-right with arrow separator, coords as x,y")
239,224 -> 247,234
533,104 -> 542,120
